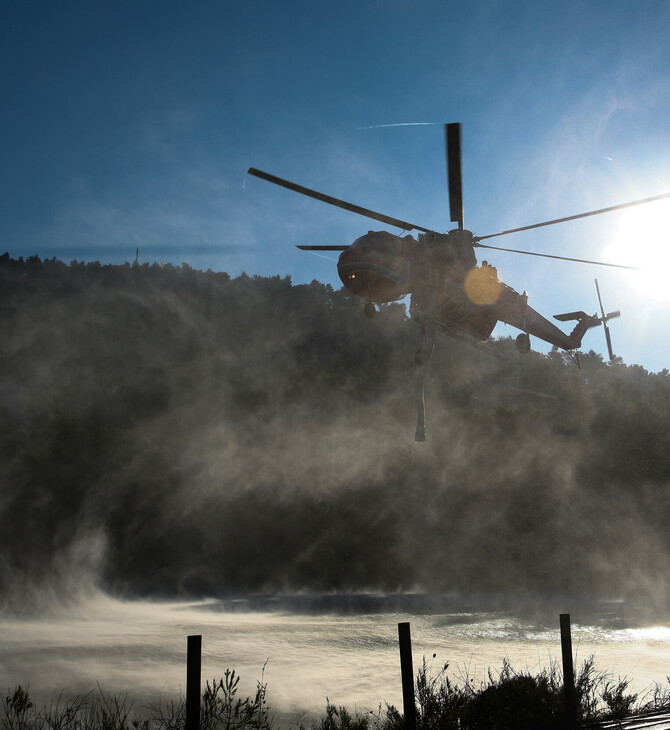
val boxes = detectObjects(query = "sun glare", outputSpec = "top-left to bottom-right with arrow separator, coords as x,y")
605,199 -> 670,300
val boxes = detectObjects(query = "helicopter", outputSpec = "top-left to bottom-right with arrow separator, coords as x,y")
248,124 -> 670,440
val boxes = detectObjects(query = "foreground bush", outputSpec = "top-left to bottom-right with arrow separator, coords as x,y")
4,657 -> 670,730
2,668 -> 270,730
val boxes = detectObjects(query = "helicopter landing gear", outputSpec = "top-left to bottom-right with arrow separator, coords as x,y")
414,325 -> 435,442
516,332 -> 531,354
364,301 -> 376,318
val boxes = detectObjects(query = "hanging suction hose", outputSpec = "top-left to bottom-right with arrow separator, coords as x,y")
414,326 -> 435,442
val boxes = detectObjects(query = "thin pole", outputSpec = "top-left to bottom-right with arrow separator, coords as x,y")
186,634 -> 202,730
398,622 -> 417,730
560,614 -> 577,729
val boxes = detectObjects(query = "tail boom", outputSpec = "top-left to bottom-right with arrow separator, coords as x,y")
496,286 -> 600,350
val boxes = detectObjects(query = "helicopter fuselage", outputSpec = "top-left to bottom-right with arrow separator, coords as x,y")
337,229 -> 599,351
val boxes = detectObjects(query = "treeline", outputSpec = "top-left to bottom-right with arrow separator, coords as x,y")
1,254 -> 669,610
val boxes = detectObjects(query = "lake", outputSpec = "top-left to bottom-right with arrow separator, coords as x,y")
1,593 -> 669,727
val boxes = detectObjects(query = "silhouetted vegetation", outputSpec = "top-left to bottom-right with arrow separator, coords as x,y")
4,657 -> 670,729
1,253 -> 670,609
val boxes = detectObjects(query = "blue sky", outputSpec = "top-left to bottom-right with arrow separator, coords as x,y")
3,1 -> 670,371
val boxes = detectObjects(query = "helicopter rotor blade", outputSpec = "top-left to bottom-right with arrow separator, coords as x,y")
474,241 -> 640,270
477,190 -> 670,241
247,168 -> 432,234
446,123 -> 464,231
296,245 -> 349,250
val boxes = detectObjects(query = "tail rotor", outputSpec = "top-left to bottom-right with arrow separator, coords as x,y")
594,279 -> 620,362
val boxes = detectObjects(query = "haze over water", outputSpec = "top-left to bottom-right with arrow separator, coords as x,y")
2,594 -> 669,726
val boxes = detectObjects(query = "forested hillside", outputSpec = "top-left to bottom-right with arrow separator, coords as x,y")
1,254 -> 669,612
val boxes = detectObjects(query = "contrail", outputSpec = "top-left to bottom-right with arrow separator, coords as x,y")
304,250 -> 339,262
357,122 -> 441,130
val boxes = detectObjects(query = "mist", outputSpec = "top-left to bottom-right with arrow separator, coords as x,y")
1,254 -> 670,617
3,591 -> 670,724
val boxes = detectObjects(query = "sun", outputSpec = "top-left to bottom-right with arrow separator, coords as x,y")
604,199 -> 670,300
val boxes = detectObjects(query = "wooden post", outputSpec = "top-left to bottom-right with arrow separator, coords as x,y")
398,622 -> 417,730
186,634 -> 202,730
560,614 -> 577,730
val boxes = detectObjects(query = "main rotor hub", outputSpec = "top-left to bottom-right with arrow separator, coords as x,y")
447,228 -> 474,246
418,229 -> 477,268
